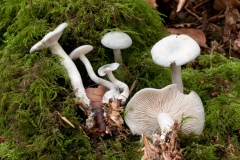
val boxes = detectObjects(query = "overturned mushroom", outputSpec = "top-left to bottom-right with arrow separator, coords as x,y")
124,84 -> 205,139
101,31 -> 132,63
69,45 -> 120,104
29,23 -> 90,111
98,62 -> 129,105
151,34 -> 200,93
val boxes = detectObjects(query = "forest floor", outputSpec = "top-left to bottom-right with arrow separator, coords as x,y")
148,0 -> 240,59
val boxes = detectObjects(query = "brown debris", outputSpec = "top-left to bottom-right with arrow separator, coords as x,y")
140,122 -> 182,160
167,28 -> 208,48
86,85 -> 108,132
0,136 -> 7,143
214,0 -> 240,11
85,85 -> 126,137
105,99 -> 125,136
223,3 -> 240,58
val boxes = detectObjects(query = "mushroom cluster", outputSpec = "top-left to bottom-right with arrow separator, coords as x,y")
30,23 -> 132,134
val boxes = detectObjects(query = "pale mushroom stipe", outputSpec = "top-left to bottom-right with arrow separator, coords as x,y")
29,23 -> 90,107
69,45 -> 120,104
124,84 -> 205,139
98,62 -> 130,105
101,31 -> 132,63
151,34 -> 200,93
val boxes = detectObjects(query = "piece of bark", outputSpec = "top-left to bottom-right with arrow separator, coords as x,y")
86,85 -> 108,131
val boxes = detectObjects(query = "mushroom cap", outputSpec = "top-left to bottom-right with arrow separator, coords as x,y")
98,62 -> 120,76
151,34 -> 200,67
101,31 -> 132,49
30,23 -> 68,53
69,45 -> 94,60
124,84 -> 205,137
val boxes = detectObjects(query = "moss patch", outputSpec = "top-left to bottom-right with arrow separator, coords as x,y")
0,0 -> 240,159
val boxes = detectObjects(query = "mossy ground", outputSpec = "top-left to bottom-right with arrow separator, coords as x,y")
0,0 -> 240,159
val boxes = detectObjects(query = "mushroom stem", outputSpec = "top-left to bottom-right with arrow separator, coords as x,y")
107,71 -> 129,104
171,62 -> 183,93
78,54 -> 120,103
48,43 -> 90,105
157,113 -> 174,139
113,49 -> 123,63
29,23 -> 90,109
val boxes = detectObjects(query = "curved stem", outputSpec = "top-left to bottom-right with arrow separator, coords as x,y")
49,42 -> 90,105
78,54 -> 120,103
107,72 -> 129,104
171,62 -> 183,93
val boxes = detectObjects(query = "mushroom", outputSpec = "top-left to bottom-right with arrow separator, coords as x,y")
98,62 -> 129,105
151,34 -> 200,93
124,84 -> 205,139
101,31 -> 132,63
29,23 -> 90,107
69,45 -> 120,103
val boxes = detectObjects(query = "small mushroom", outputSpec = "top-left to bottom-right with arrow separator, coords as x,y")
29,23 -> 90,107
124,84 -> 205,138
151,34 -> 200,93
69,45 -> 120,103
101,31 -> 132,63
98,62 -> 129,105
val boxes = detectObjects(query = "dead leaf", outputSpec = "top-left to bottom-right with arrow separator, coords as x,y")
214,0 -> 240,11
167,28 -> 209,48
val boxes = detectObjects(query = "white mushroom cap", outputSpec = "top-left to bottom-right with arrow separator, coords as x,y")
30,23 -> 68,53
101,31 -> 132,49
69,45 -> 94,60
69,45 -> 120,103
98,63 -> 120,76
124,84 -> 205,137
151,34 -> 200,67
98,62 -> 130,104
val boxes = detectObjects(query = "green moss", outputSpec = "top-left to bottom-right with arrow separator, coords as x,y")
0,0 -> 166,159
1,0 -> 240,159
